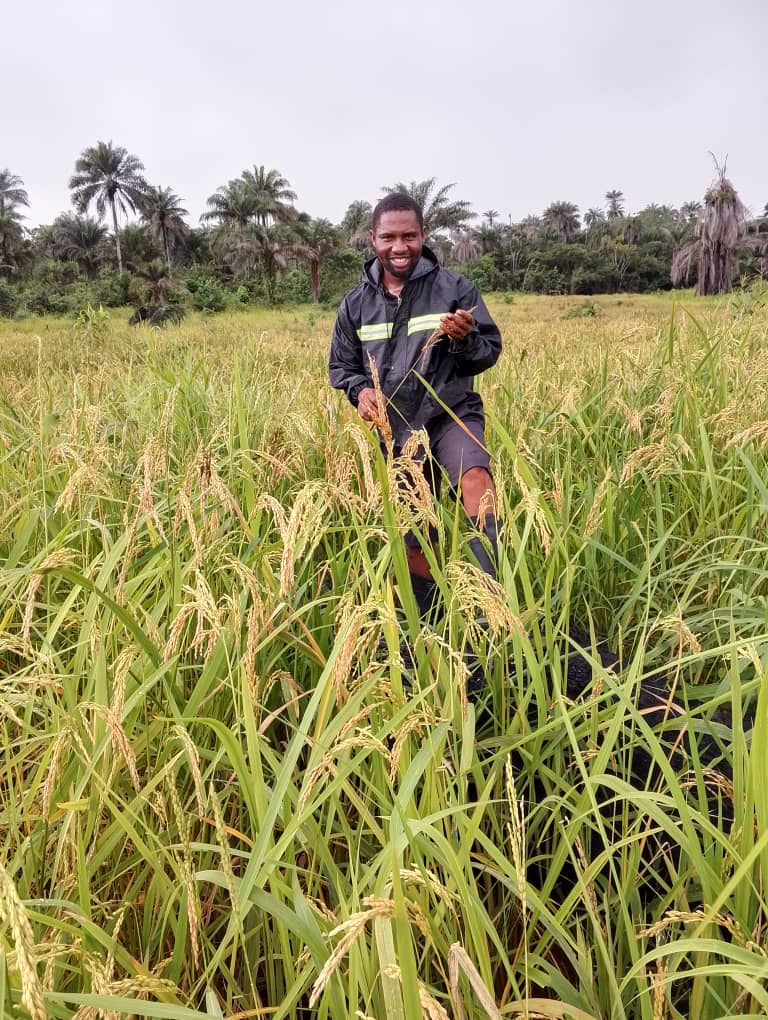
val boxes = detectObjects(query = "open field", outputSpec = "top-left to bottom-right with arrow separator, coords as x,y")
1,291 -> 768,1019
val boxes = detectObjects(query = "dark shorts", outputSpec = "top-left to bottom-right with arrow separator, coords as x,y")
391,398 -> 492,547
425,402 -> 491,490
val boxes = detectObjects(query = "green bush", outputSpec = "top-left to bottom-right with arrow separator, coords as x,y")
571,267 -> 611,294
187,275 -> 225,312
320,250 -> 364,302
467,255 -> 502,294
563,300 -> 602,319
31,258 -> 80,287
0,280 -> 19,318
522,261 -> 566,294
92,270 -> 130,308
274,269 -> 311,304
22,283 -> 75,316
73,302 -> 111,340
730,280 -> 768,318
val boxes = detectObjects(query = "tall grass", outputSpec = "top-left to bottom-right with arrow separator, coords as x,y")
0,293 -> 767,1018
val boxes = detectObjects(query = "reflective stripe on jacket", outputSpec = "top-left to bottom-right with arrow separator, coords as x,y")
328,247 -> 502,443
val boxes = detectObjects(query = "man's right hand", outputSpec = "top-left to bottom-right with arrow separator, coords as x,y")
356,387 -> 380,422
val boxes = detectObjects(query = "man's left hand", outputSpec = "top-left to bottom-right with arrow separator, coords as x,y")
439,308 -> 475,342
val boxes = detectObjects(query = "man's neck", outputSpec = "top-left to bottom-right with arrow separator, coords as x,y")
381,268 -> 406,297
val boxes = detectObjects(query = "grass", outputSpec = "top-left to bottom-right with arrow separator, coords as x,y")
0,290 -> 767,1018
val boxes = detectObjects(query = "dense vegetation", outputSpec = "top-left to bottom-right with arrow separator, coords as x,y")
1,149 -> 767,321
1,292 -> 768,1018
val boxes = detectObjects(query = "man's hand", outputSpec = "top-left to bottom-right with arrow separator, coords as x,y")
439,308 -> 475,342
356,386 -> 381,422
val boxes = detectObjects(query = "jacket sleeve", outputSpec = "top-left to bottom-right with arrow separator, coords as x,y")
329,298 -> 368,406
447,276 -> 502,376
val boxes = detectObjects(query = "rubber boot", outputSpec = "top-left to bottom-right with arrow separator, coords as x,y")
466,515 -> 500,700
467,515 -> 499,580
377,572 -> 439,679
410,570 -> 440,623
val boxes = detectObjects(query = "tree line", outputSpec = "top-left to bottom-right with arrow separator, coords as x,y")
1,142 -> 767,320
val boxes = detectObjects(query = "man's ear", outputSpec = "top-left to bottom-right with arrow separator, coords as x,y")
369,229 -> 376,246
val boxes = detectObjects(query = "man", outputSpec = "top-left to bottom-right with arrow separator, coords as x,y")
329,192 -> 502,624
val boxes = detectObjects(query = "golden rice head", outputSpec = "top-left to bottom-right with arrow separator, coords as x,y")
366,353 -> 393,451
443,562 -> 524,640
0,861 -> 46,1020
510,459 -> 551,556
344,420 -> 381,510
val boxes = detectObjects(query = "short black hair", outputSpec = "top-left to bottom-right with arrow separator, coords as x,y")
371,193 -> 424,232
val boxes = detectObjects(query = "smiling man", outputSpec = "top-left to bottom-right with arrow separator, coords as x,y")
329,192 -> 502,626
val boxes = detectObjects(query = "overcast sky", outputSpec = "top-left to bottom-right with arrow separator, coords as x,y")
5,0 -> 767,229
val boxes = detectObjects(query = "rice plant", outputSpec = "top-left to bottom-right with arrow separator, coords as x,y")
0,294 -> 766,1019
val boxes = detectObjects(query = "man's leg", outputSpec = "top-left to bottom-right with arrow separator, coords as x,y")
404,541 -> 440,619
401,447 -> 442,622
430,404 -> 500,580
378,450 -> 440,674
459,466 -> 499,579
433,424 -> 500,699
406,543 -> 431,578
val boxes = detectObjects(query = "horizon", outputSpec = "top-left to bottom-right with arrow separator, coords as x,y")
8,155 -> 766,233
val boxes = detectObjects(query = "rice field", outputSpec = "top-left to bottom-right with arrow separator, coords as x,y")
1,290 -> 768,1019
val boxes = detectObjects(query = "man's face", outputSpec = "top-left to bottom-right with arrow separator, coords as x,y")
369,210 -> 425,281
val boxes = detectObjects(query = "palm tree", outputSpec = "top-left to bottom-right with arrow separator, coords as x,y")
250,227 -> 290,302
202,178 -> 256,229
451,230 -> 481,263
583,208 -> 608,250
604,213 -> 640,247
678,201 -> 702,224
474,222 -> 501,254
140,186 -> 188,274
0,171 -> 30,277
671,164 -> 750,295
633,205 -> 677,245
119,223 -> 163,271
661,220 -> 694,260
484,209 -> 499,228
213,224 -> 289,301
340,200 -> 372,252
542,201 -> 580,241
519,215 -> 542,242
240,165 -> 298,226
428,234 -> 453,266
52,213 -> 109,279
292,217 -> 342,303
0,199 -> 26,277
499,224 -> 526,280
69,141 -> 148,274
30,223 -> 58,261
602,238 -> 633,289
0,170 -> 30,209
381,178 -> 475,236
176,228 -> 211,268
605,190 -> 625,220
138,258 -> 173,305
203,166 -> 297,234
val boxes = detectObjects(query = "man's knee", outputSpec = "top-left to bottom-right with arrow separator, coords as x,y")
459,466 -> 495,515
406,544 -> 432,578
462,465 -> 493,488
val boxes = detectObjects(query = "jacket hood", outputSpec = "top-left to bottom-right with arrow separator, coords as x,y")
362,245 -> 440,289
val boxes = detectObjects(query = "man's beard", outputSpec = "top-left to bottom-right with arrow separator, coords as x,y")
384,254 -> 417,278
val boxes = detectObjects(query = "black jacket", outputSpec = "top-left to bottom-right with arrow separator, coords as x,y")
328,247 -> 502,443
